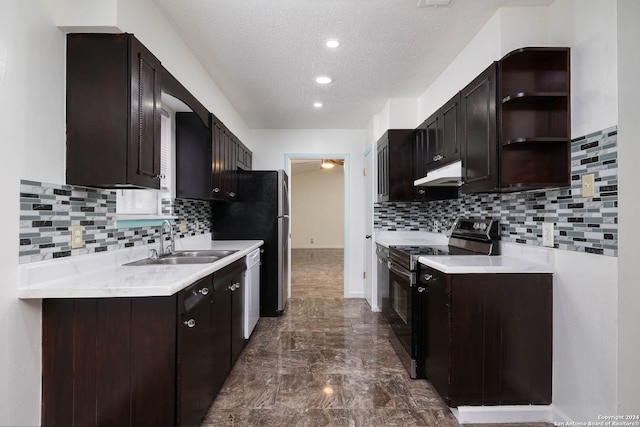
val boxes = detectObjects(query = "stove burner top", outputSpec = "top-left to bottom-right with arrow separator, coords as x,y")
390,245 -> 479,257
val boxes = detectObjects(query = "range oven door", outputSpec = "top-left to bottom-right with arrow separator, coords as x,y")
384,261 -> 422,378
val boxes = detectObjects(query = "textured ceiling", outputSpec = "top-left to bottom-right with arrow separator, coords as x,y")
153,0 -> 554,129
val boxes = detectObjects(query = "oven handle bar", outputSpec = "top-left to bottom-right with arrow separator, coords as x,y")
388,261 -> 413,282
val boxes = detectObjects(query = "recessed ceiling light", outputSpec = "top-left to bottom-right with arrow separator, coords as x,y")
315,76 -> 332,85
325,39 -> 340,49
313,102 -> 323,108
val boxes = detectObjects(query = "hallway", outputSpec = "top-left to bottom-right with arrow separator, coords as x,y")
202,249 -> 548,426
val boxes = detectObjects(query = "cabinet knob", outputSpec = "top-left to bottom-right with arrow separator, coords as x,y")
423,274 -> 434,281
365,235 -> 371,239
183,319 -> 196,328
228,192 -> 236,198
418,286 -> 426,293
198,287 -> 209,296
433,155 -> 444,162
418,189 -> 425,195
212,187 -> 221,193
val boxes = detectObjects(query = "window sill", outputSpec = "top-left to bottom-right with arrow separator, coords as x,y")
116,215 -> 177,229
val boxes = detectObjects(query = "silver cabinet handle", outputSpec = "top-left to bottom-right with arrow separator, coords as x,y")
418,287 -> 426,293
212,187 -> 221,193
418,189 -> 425,194
198,287 -> 209,296
433,154 -> 444,161
228,192 -> 236,198
423,274 -> 434,281
183,319 -> 196,328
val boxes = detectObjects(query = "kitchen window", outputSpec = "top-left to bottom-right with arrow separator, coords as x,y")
116,109 -> 175,223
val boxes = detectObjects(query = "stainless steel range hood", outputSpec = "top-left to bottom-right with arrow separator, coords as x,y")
414,160 -> 462,186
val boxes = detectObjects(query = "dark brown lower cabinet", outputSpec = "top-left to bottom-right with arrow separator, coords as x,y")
422,266 -> 552,407
41,274 -> 226,427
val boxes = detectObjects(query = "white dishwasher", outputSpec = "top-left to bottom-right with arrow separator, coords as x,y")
244,248 -> 261,339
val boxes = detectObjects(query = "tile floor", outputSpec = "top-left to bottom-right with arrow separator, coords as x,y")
202,249 -> 551,427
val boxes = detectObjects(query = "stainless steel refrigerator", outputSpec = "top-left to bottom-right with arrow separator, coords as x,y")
212,170 -> 289,316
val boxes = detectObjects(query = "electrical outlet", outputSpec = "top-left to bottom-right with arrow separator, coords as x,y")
582,173 -> 595,197
180,220 -> 187,233
542,222 -> 554,247
71,225 -> 84,249
433,220 -> 440,232
195,220 -> 200,231
310,238 -> 314,244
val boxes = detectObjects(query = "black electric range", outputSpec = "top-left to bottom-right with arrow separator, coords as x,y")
389,218 -> 500,271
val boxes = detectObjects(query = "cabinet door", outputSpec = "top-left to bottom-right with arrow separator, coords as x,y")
176,113 -> 212,200
423,112 -> 440,172
230,273 -> 245,366
177,279 -> 214,427
413,128 -> 428,200
128,36 -> 162,189
440,92 -> 461,163
377,137 -> 389,202
460,62 -> 498,193
211,118 -> 224,198
211,276 -> 232,397
423,267 -> 451,406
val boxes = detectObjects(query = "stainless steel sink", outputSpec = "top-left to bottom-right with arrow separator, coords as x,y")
171,249 -> 238,258
123,249 -> 238,266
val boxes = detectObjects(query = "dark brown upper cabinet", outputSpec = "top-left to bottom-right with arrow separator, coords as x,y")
377,129 -> 415,202
175,112 -> 212,200
459,47 -> 571,193
460,62 -> 499,193
66,33 -> 162,189
420,92 -> 462,174
378,129 -> 457,203
499,47 -> 571,191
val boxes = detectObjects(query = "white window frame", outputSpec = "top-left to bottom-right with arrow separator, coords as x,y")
115,109 -> 175,220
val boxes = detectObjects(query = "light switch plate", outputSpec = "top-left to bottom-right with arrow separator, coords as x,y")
180,220 -> 187,233
71,225 -> 84,249
542,223 -> 554,247
582,173 -> 595,197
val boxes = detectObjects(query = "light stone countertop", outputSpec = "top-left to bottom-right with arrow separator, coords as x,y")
18,234 -> 263,299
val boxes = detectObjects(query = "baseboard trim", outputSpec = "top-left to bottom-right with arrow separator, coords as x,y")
453,405 -> 554,424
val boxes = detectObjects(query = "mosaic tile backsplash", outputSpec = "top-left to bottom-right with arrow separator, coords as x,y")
19,181 -> 211,264
375,126 -> 618,257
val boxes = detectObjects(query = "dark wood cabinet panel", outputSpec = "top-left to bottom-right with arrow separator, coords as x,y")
377,129 -> 417,202
210,117 -> 250,201
419,92 -> 461,174
211,276 -> 232,395
177,278 -> 215,427
176,112 -> 213,200
422,265 -> 552,407
460,62 -> 499,194
41,262 -> 251,427
66,33 -> 161,189
43,297 -> 177,427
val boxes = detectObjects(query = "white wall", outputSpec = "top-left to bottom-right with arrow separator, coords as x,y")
616,0 -> 640,415
250,129 -> 366,297
367,0 -> 626,421
0,2 -> 65,425
291,166 -> 345,249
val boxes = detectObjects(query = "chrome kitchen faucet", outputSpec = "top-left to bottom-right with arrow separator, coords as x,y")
160,219 -> 175,256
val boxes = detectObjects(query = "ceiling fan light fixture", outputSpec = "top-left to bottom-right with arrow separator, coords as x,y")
321,159 -> 335,169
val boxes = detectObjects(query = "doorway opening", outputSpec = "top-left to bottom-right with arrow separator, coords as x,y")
288,156 -> 346,299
